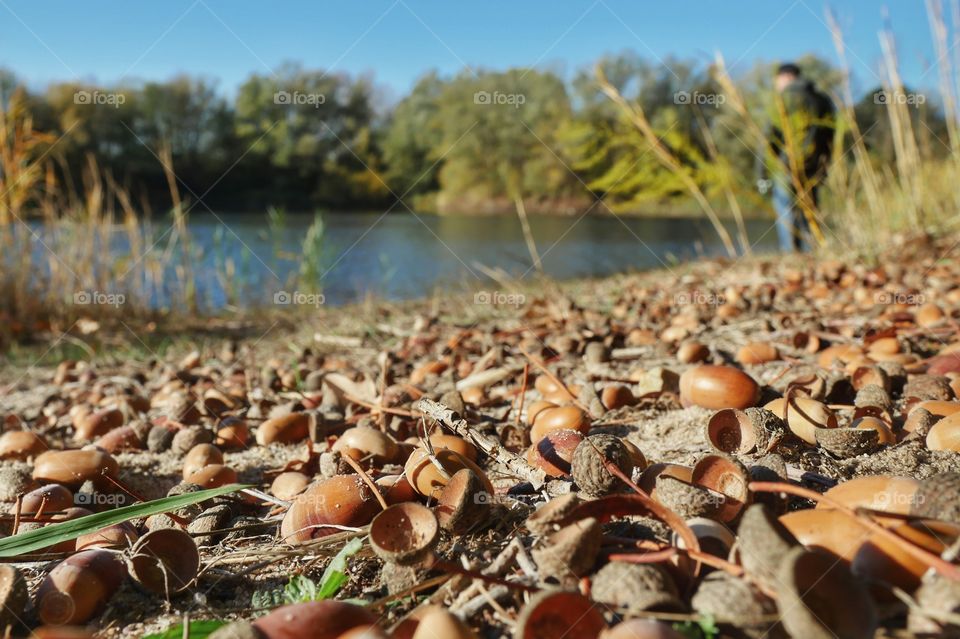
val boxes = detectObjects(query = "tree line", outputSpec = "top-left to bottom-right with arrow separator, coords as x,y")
0,52 -> 946,216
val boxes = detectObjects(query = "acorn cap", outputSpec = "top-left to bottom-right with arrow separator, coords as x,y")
815,427 -> 880,458
369,502 -> 439,566
691,571 -> 780,635
654,475 -> 721,520
691,453 -> 751,522
589,561 -> 682,613
531,517 -> 602,581
526,493 -> 583,535
571,434 -> 633,498
736,504 -> 798,587
911,472 -> 960,525
776,548 -> 877,639
705,409 -> 756,454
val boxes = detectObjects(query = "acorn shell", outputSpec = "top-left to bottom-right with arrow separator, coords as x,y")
435,469 -> 489,534
256,413 -> 314,446
763,397 -> 837,445
526,429 -> 583,477
691,453 -> 750,522
705,409 -> 756,454
403,448 -> 492,499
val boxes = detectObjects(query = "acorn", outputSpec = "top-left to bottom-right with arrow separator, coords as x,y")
271,472 -> 310,500
531,517 -> 602,581
513,591 -> 606,639
182,443 -> 224,479
677,517 -> 735,559
333,427 -> 400,466
679,365 -> 759,410
369,502 -> 439,566
735,342 -> 779,365
927,412 -> 960,451
256,413 -> 314,446
526,429 -> 583,477
676,340 -> 709,364
18,484 -> 73,515
93,424 -> 146,453
216,418 -> 250,449
183,464 -> 237,489
253,601 -> 378,639
376,474 -> 418,506
403,448 -> 492,499
411,608 -> 477,639
75,522 -> 138,551
35,550 -> 127,625
281,475 -> 382,544
128,528 -> 200,596
776,548 -> 876,639
763,397 -> 837,445
434,469 -> 489,534
589,561 -> 682,613
74,408 -> 124,441
530,406 -> 590,442
525,400 -> 558,426
570,434 -> 632,497
32,450 -> 119,488
427,434 -> 478,462
600,385 -> 635,410
171,426 -> 214,455
0,430 -> 47,460
816,344 -> 865,369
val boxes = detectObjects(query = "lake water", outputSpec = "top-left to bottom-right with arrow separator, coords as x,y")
176,211 -> 779,307
26,211 -> 780,310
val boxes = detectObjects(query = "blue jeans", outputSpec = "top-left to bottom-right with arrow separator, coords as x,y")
773,180 -> 814,252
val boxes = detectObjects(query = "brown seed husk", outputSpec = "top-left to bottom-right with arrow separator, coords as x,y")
590,561 -> 683,613
531,517 -> 601,581
815,427 -> 880,458
691,571 -> 782,639
570,434 -> 632,497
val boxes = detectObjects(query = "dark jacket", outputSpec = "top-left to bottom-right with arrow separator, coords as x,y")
758,79 -> 836,184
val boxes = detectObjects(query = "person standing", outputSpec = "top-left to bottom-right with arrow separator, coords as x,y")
756,63 -> 836,252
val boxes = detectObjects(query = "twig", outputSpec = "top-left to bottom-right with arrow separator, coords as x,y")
414,398 -> 547,488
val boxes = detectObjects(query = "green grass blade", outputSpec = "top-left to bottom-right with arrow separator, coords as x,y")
0,483 -> 251,557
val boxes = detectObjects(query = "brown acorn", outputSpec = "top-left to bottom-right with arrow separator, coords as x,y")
679,365 -> 759,410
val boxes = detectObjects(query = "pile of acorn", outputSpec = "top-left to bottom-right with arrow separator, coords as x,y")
2,251 -> 960,638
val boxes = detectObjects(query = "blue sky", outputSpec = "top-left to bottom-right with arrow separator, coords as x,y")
0,1 -> 941,100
